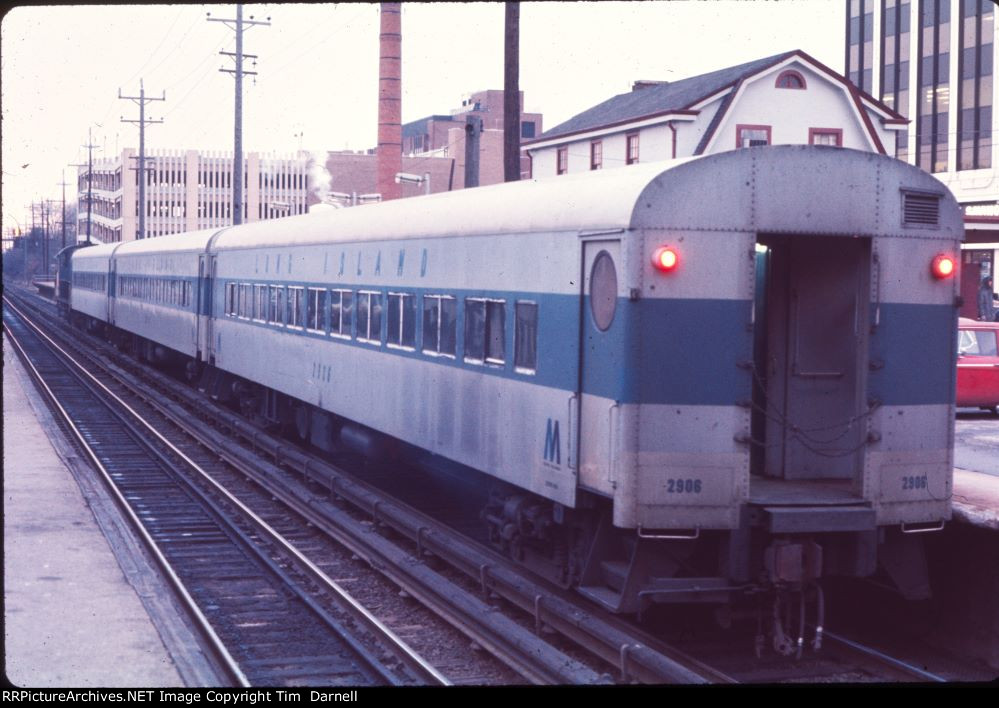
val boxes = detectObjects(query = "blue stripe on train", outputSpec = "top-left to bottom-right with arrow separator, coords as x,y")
582,297 -> 754,405
868,303 -> 957,406
210,277 -> 957,407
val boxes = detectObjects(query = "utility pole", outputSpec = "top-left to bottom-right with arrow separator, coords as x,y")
41,199 -> 50,275
27,201 -> 36,281
71,130 -> 100,245
464,115 -> 482,189
120,79 -> 165,240
209,5 -> 270,225
58,171 -> 69,250
503,2 -> 521,182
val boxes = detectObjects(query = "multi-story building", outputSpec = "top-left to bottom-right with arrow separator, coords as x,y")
402,89 -> 543,186
523,50 -> 905,177
77,149 -> 309,243
847,0 -> 996,192
847,0 -> 998,313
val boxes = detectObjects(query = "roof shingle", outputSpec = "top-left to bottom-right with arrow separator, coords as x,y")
533,51 -> 802,142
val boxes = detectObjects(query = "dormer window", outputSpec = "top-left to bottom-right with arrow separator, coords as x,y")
775,70 -> 807,90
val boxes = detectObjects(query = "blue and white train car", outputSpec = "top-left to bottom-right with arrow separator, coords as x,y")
69,242 -> 117,326
69,146 -> 963,625
112,230 -> 213,362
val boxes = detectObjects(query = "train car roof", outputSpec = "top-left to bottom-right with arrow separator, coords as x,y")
209,155 -> 702,251
113,227 -> 224,256
208,146 -> 963,251
72,241 -> 119,263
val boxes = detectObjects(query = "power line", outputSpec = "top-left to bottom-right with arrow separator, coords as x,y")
142,13 -> 206,84
120,6 -> 188,90
268,7 -> 369,77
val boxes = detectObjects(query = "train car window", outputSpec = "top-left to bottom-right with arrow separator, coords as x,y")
387,292 -> 416,349
227,283 -> 236,316
464,298 -> 505,364
422,295 -> 457,357
590,251 -> 618,331
254,285 -> 268,322
288,286 -> 305,329
514,301 -> 538,373
440,297 -> 457,355
357,290 -> 383,344
464,299 -> 486,362
240,284 -> 253,319
307,287 -> 325,332
486,301 -> 506,364
422,296 -> 439,353
330,289 -> 353,338
269,285 -> 285,325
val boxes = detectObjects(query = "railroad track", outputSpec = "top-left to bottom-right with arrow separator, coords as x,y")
8,285 -> 972,684
4,297 -> 445,687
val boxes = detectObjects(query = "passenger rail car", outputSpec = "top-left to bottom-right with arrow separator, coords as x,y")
64,146 -> 963,640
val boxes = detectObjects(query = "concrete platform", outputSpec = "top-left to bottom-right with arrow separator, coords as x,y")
3,338 -> 217,687
952,469 -> 999,530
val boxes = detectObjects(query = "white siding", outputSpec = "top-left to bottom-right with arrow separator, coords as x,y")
708,64 -> 877,153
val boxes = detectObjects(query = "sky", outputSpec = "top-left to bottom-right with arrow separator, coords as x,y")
1,1 -> 844,237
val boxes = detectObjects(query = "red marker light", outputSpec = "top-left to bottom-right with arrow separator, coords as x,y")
930,254 -> 955,279
652,246 -> 679,273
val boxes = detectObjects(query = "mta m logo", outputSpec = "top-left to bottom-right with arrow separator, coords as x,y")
543,418 -> 561,465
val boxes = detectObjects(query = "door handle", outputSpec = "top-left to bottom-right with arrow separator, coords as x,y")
567,394 -> 578,471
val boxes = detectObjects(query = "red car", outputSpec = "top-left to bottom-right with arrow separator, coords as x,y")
957,317 -> 999,413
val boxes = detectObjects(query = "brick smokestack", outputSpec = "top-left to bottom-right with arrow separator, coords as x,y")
377,3 -> 402,201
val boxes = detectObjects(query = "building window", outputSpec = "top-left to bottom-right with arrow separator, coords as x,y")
846,0 -> 875,93
626,133 -> 640,165
557,146 -> 568,175
917,0 -> 953,173
880,0 -> 912,161
957,0 -> 994,170
775,69 -> 807,89
736,124 -> 772,148
809,128 -> 843,146
590,141 -> 603,170
521,121 -> 536,139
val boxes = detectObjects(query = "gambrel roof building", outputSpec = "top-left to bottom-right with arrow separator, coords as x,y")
524,50 -> 906,177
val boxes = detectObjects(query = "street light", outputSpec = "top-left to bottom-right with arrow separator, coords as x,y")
394,171 -> 431,196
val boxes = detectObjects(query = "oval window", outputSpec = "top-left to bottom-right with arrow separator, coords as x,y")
590,250 -> 618,331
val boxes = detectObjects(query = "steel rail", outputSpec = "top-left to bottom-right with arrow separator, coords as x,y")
19,298 -> 604,684
822,631 -> 948,682
3,311 -> 250,688
7,289 -> 727,684
5,297 -> 448,687
10,288 -> 968,684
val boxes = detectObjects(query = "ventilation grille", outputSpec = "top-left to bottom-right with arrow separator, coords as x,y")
902,191 -> 940,227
